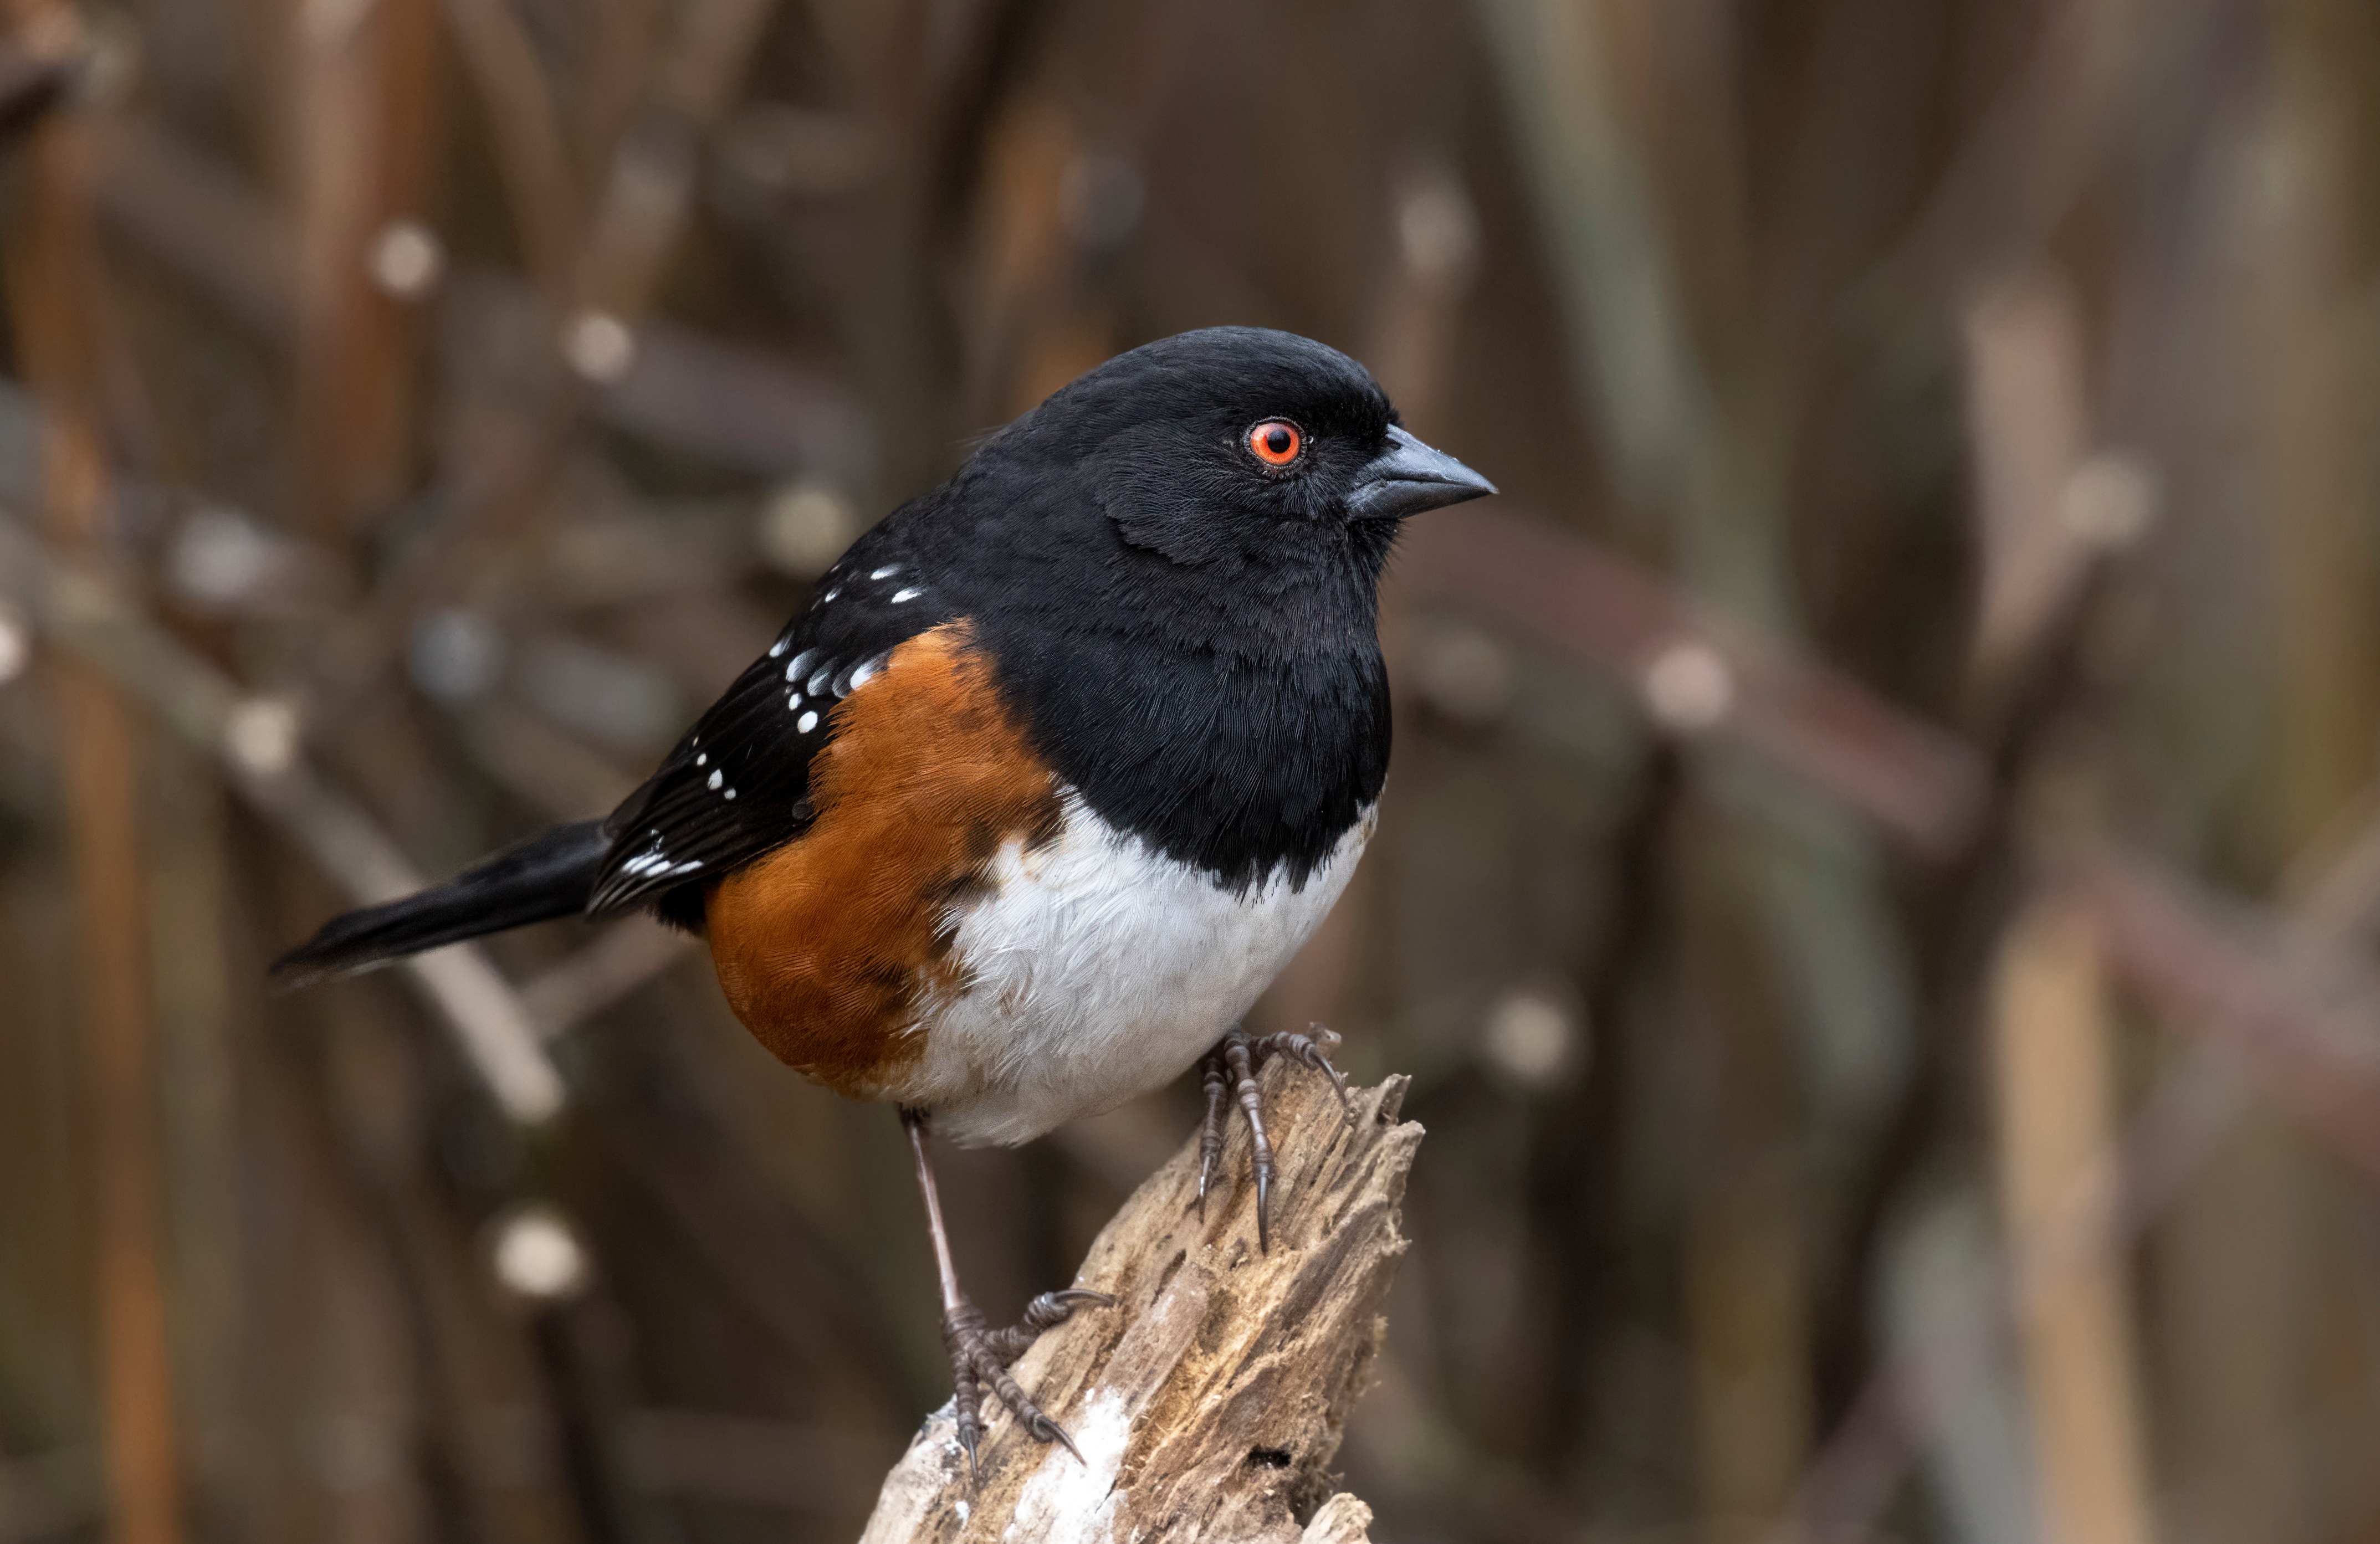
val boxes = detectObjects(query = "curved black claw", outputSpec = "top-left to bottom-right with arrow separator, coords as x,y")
943,1289 -> 1110,1480
1194,1024 -> 1354,1252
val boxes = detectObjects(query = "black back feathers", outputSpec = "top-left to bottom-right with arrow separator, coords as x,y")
585,520 -> 959,917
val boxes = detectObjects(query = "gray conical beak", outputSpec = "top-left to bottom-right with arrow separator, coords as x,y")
1344,425 -> 1497,521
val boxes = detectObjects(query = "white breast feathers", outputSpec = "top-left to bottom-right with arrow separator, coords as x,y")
901,793 -> 1375,1147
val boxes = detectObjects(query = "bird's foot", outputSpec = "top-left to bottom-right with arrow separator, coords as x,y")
1196,1024 -> 1355,1251
942,1287 -> 1113,1479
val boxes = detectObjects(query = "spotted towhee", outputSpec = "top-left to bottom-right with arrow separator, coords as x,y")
276,326 -> 1494,1464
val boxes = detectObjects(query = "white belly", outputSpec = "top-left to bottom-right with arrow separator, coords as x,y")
903,793 -> 1374,1147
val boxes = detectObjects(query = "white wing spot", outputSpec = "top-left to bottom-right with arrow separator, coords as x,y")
707,770 -> 724,790
694,753 -> 707,767
849,656 -> 884,689
807,666 -> 834,695
869,565 -> 899,580
768,639 -> 786,658
724,788 -> 737,801
785,648 -> 817,683
797,710 -> 818,733
892,587 -> 922,603
822,587 -> 840,602
786,693 -> 802,711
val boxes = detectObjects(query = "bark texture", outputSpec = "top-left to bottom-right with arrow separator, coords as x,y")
861,1064 -> 1421,1543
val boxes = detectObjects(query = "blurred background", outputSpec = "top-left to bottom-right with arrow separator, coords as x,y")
3,0 -> 2380,1541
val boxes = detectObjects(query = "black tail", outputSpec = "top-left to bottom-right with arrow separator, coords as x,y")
272,820 -> 611,985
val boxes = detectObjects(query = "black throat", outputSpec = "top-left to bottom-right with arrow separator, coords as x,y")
961,516 -> 1395,893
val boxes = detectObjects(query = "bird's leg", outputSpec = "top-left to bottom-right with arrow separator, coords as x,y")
1193,1023 -> 1356,1251
902,1110 -> 1111,1480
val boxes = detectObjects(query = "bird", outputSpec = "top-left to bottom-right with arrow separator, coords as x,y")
273,326 -> 1494,1468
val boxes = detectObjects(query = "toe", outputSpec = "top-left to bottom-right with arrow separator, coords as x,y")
980,1359 -> 1086,1463
988,1287 -> 1114,1360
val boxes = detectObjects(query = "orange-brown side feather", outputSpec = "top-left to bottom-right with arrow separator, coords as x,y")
703,620 -> 1062,1097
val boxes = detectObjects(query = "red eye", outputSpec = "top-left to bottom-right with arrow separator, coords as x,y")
1247,419 -> 1303,466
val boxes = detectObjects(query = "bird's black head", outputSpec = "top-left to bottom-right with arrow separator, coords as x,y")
895,328 -> 1495,888
981,326 -> 1493,585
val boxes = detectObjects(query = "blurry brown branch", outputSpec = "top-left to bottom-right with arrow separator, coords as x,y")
2081,847 -> 2380,1184
2,54 -> 185,1544
861,1064 -> 1415,1543
1407,506 -> 1988,857
1784,820 -> 2380,1544
340,0 -> 790,702
1782,1027 -> 2238,1544
520,918 -> 697,1032
1411,499 -> 2380,1176
1415,490 -> 2380,1544
0,512 -> 565,1124
441,0 -> 582,295
75,101 -> 853,721
84,118 -> 870,480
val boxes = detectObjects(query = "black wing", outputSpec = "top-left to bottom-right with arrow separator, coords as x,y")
586,541 -> 955,916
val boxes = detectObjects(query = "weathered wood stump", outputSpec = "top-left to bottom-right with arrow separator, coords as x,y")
861,1062 -> 1422,1543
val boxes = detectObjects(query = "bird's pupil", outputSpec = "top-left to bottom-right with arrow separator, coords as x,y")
1265,428 -> 1291,455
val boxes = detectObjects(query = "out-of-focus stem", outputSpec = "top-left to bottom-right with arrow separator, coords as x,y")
1987,896 -> 2155,1544
289,0 -> 442,540
2,68 -> 185,1544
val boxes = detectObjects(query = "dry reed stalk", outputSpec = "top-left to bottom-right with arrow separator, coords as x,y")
2,64 -> 185,1544
441,0 -> 582,295
1674,809 -> 1817,1544
1987,897 -> 2155,1544
1962,263 -> 2157,1544
288,0 -> 442,539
